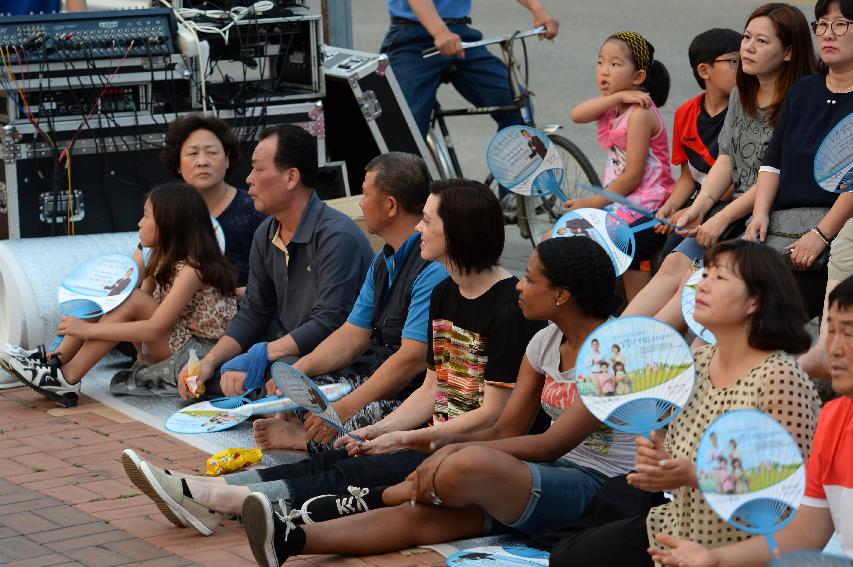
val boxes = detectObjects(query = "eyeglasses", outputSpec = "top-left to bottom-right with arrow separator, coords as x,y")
712,57 -> 739,69
811,19 -> 851,36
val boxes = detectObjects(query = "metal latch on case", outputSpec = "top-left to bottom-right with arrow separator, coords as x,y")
357,90 -> 382,121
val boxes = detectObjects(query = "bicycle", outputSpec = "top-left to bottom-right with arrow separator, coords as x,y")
422,27 -> 601,245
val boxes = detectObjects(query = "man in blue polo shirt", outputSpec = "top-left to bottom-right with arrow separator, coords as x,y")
253,152 -> 449,451
381,0 -> 559,139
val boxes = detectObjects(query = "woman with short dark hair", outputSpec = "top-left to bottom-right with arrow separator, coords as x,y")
150,115 -> 265,290
547,239 -> 820,566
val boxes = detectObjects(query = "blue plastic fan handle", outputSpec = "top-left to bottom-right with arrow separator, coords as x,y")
208,388 -> 260,409
577,183 -> 686,231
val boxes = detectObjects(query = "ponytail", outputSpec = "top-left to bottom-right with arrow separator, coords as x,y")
645,59 -> 670,107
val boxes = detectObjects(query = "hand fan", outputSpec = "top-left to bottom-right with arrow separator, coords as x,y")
270,361 -> 366,443
814,114 -> 853,193
773,551 -> 851,566
681,268 -> 716,345
446,545 -> 549,567
551,209 -> 635,276
486,126 -> 568,201
696,409 -> 806,559
164,383 -> 352,434
576,182 -> 686,231
49,254 -> 140,351
573,316 -> 695,435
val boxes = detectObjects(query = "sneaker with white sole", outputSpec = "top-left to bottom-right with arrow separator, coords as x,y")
300,485 -> 373,524
140,461 -> 218,535
5,354 -> 79,407
242,492 -> 306,567
122,450 -> 187,528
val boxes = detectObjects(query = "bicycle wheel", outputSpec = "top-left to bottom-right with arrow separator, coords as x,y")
426,127 -> 460,180
518,134 -> 601,246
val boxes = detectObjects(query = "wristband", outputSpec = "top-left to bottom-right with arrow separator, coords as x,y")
811,226 -> 831,246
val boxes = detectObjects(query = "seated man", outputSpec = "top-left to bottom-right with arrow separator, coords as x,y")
183,125 -> 374,400
254,152 -> 449,451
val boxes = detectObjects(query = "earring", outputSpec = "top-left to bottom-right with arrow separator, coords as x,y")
555,301 -> 560,307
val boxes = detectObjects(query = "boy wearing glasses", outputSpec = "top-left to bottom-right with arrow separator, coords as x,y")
654,29 -> 742,235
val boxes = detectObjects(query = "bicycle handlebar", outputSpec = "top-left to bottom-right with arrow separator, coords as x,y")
421,26 -> 546,58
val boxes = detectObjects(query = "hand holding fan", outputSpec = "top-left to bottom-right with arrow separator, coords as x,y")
165,383 -> 352,434
487,126 -> 567,201
814,114 -> 853,193
573,316 -> 695,436
681,268 -> 716,345
576,182 -> 687,232
270,361 -> 365,443
551,208 -> 635,276
49,254 -> 140,352
696,409 -> 806,559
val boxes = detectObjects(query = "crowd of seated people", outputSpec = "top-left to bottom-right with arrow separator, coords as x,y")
1,0 -> 852,565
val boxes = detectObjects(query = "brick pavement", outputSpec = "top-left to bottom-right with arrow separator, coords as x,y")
0,387 -> 445,567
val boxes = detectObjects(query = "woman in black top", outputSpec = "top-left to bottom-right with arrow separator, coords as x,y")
745,0 -> 853,318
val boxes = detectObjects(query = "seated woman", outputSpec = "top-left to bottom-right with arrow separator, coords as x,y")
121,179 -> 545,535
150,115 -> 267,292
234,236 -> 647,565
1,183 -> 238,407
546,240 -> 821,566
743,0 -> 853,321
623,3 -> 816,328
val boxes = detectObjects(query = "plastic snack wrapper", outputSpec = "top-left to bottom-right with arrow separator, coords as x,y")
183,348 -> 205,398
206,447 -> 263,476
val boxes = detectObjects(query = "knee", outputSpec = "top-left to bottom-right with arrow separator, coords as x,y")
435,446 -> 494,486
658,252 -> 690,278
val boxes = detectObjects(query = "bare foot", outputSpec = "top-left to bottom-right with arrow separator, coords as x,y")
253,417 -> 308,450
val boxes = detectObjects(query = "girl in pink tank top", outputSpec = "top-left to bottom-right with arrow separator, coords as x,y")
568,31 -> 675,298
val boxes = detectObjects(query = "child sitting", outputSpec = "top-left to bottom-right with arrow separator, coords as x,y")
2,183 -> 238,406
566,31 -> 675,300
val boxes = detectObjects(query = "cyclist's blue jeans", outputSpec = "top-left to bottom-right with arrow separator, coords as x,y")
380,22 -> 525,139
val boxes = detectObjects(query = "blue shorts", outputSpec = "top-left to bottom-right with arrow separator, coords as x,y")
484,458 -> 608,536
672,237 -> 706,262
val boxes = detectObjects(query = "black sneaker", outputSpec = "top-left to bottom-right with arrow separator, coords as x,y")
300,486 -> 375,524
5,354 -> 79,407
242,492 -> 306,567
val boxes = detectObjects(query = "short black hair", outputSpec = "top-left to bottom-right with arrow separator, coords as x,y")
688,28 -> 743,89
430,179 -> 503,274
536,236 -> 620,319
816,0 -> 853,20
258,124 -> 318,188
704,240 -> 811,354
828,275 -> 853,311
365,152 -> 430,215
160,115 -> 241,177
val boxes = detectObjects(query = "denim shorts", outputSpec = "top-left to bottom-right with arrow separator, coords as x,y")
483,458 -> 608,536
673,237 -> 706,262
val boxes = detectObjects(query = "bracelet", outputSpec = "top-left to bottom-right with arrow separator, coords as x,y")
811,226 -> 831,246
697,192 -> 716,205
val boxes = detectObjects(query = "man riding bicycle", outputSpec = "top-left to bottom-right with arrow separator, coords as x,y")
380,0 -> 559,139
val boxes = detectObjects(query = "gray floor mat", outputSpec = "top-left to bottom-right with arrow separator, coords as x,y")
80,354 -> 307,467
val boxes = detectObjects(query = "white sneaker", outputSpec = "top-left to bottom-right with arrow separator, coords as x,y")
5,354 -> 79,407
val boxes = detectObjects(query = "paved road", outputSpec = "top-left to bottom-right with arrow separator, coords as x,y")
348,0 -> 814,273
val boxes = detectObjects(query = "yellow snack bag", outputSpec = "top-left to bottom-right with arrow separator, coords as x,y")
206,447 -> 263,476
183,348 -> 205,398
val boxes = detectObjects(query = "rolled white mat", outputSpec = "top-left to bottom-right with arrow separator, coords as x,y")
0,232 -> 138,349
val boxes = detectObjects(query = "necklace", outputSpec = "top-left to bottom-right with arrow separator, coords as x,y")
826,75 -> 853,104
